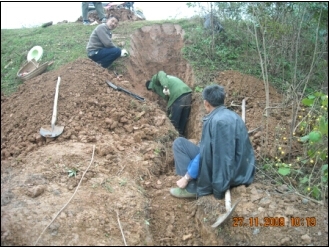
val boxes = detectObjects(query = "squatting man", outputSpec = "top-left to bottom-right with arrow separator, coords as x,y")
86,16 -> 127,68
170,84 -> 255,199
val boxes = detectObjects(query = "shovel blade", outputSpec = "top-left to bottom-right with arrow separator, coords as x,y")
40,125 -> 64,138
211,199 -> 240,228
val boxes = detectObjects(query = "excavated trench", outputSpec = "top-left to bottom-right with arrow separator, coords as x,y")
123,23 -> 204,140
113,24 -> 220,245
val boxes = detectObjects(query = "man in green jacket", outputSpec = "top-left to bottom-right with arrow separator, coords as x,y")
146,71 -> 192,137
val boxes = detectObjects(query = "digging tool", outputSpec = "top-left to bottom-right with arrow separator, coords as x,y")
106,81 -> 145,102
40,76 -> 64,137
211,190 -> 241,227
212,98 -> 248,228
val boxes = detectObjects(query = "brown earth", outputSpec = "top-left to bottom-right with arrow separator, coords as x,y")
77,7 -> 145,23
1,23 -> 328,246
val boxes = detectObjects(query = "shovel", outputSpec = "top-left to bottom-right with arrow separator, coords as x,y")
211,190 -> 241,228
40,76 -> 64,137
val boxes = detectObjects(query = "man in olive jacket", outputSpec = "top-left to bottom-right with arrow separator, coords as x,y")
170,84 -> 255,199
146,71 -> 192,137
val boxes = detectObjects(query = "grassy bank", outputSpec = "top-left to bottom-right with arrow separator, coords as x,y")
1,20 -> 169,95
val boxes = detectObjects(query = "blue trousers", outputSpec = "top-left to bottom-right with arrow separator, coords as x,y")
173,137 -> 200,193
88,47 -> 121,68
82,2 -> 106,21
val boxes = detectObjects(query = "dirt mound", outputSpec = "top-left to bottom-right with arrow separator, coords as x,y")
77,7 -> 144,23
1,57 -> 176,161
1,56 -> 176,246
106,8 -> 145,22
1,23 -> 328,246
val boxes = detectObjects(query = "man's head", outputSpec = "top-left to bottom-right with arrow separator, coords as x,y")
145,80 -> 151,90
106,16 -> 119,30
202,84 -> 225,113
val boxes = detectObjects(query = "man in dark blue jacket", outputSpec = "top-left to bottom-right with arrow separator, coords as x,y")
170,84 -> 255,199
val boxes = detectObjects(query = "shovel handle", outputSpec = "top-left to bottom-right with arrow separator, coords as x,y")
224,189 -> 232,212
51,77 -> 61,130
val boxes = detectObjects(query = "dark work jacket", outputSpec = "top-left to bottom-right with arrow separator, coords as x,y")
197,105 -> 255,199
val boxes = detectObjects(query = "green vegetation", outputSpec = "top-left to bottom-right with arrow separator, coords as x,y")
1,20 -> 168,95
296,92 -> 328,199
194,86 -> 203,93
66,167 -> 78,178
154,148 -> 161,155
119,178 -> 127,187
259,91 -> 328,200
182,2 -> 328,200
183,2 -> 328,93
102,178 -> 113,193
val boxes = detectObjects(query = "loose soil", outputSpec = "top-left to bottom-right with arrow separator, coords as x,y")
1,22 -> 328,246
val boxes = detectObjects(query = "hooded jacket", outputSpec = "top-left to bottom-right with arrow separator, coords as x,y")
197,105 -> 255,199
148,71 -> 192,109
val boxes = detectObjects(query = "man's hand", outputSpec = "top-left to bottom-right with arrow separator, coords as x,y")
176,176 -> 189,188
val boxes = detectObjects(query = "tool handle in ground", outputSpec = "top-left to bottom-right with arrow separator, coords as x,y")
106,81 -> 145,102
51,76 -> 61,130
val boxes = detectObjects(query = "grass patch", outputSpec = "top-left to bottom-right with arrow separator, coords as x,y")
1,19 -> 179,95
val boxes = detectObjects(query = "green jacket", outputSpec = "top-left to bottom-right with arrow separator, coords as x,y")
148,71 -> 192,109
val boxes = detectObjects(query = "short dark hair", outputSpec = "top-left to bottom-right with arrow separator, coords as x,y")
145,80 -> 151,90
110,15 -> 120,22
202,84 -> 225,107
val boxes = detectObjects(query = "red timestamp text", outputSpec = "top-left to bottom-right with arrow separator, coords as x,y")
232,217 -> 317,227
290,217 -> 316,227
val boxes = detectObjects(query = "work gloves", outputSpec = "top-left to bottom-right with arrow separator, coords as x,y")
121,49 -> 128,57
163,86 -> 170,96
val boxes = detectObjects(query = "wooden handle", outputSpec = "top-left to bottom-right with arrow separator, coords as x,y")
224,189 -> 231,212
51,77 -> 61,130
